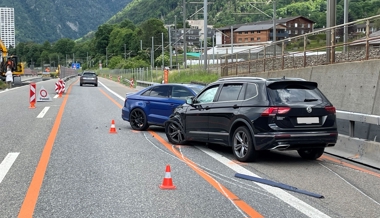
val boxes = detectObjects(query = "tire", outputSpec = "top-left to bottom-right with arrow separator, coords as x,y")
232,126 -> 257,162
165,120 -> 186,145
94,83 -> 98,87
297,148 -> 325,160
80,83 -> 83,86
129,108 -> 149,131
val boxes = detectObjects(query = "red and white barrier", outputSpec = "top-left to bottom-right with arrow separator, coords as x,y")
29,83 -> 36,108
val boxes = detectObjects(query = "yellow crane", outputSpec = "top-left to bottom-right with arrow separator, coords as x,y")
0,39 -> 24,81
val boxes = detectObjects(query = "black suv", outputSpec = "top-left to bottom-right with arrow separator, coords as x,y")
164,77 -> 337,162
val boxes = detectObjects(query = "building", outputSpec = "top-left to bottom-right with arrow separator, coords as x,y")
255,16 -> 315,38
0,7 -> 15,48
217,16 -> 315,45
218,23 -> 287,45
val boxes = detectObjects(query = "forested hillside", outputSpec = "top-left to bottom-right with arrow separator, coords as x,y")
0,0 -> 132,43
108,0 -> 380,28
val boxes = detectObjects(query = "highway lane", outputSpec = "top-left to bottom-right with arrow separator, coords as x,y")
0,77 -> 379,217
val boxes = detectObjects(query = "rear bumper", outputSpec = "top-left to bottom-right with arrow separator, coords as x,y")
80,79 -> 97,84
254,131 -> 338,150
121,107 -> 130,122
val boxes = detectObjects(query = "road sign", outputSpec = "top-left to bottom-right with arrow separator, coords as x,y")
37,86 -> 52,102
71,63 -> 80,69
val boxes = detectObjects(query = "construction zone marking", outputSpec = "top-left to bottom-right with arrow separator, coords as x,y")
36,107 -> 50,118
148,130 -> 264,218
0,153 -> 19,183
18,79 -> 74,218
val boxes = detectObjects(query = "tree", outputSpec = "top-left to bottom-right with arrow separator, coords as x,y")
53,38 -> 75,56
94,24 -> 115,55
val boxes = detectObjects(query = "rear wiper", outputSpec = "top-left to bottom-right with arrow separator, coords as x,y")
304,98 -> 319,102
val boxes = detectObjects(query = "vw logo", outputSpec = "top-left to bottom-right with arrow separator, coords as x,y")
306,107 -> 312,113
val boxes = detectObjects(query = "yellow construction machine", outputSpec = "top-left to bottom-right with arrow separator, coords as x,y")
0,39 -> 24,82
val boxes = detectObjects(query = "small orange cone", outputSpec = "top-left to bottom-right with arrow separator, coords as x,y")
29,102 -> 36,109
159,165 -> 176,190
109,120 -> 117,133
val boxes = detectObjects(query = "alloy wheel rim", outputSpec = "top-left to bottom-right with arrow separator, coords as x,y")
168,122 -> 183,143
131,110 -> 144,128
234,131 -> 249,158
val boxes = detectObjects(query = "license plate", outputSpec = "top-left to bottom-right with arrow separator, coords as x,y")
297,117 -> 319,124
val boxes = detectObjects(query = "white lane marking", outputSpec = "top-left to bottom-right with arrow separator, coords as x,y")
98,81 -> 125,101
319,163 -> 380,206
0,153 -> 19,183
196,146 -> 330,218
54,94 -> 59,98
37,106 -> 50,118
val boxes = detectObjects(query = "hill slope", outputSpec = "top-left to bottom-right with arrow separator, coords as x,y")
0,0 -> 132,43
107,0 -> 380,29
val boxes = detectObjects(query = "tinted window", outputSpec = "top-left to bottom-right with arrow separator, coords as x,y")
217,84 -> 243,102
149,86 -> 172,98
186,85 -> 204,94
141,88 -> 152,96
196,86 -> 219,103
83,72 -> 96,77
268,85 -> 324,104
172,86 -> 193,99
245,83 -> 258,100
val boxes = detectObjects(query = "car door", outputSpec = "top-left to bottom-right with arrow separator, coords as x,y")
208,83 -> 245,145
145,85 -> 173,125
184,85 -> 220,142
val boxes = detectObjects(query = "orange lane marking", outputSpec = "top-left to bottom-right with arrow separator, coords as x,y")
320,155 -> 380,178
18,81 -> 74,218
149,130 -> 263,218
99,89 -> 123,109
100,86 -> 262,217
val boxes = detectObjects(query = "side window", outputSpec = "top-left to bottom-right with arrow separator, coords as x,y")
196,86 -> 219,103
245,83 -> 258,100
172,86 -> 193,99
217,84 -> 243,102
149,86 -> 172,98
141,88 -> 152,96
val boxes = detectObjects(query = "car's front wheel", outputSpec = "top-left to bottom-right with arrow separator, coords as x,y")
232,126 -> 257,162
297,148 -> 325,160
165,120 -> 186,145
129,108 -> 149,131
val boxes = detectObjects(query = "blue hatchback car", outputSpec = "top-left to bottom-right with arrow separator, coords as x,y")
122,83 -> 204,130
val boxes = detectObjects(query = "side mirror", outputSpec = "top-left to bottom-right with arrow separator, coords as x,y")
186,97 -> 194,105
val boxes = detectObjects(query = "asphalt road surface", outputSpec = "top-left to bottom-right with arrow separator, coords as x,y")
0,76 -> 379,218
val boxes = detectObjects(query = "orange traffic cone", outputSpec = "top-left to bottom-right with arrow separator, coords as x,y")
29,102 -> 36,109
159,165 -> 176,190
109,120 -> 117,133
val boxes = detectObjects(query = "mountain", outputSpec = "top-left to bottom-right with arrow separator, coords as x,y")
107,0 -> 380,29
0,0 -> 132,44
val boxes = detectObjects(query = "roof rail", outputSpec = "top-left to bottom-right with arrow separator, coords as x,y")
267,77 -> 307,81
218,77 -> 266,81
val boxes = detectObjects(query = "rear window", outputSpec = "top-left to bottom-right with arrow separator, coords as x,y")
83,72 -> 96,77
267,82 -> 326,105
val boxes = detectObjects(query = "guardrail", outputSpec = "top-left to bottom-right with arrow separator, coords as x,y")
336,110 -> 380,138
124,79 -> 159,88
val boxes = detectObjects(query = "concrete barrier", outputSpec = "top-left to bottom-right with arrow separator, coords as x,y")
326,135 -> 380,169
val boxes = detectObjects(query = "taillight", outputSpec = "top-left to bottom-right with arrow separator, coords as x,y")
261,107 -> 291,116
325,106 -> 336,114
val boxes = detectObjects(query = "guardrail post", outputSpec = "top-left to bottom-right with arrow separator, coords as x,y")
349,120 -> 355,137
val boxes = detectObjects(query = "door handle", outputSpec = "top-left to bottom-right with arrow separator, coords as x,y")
233,104 -> 239,109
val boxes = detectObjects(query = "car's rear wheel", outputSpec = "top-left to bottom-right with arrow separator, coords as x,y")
80,83 -> 82,86
129,108 -> 149,131
165,121 -> 186,145
297,148 -> 325,160
232,126 -> 257,162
